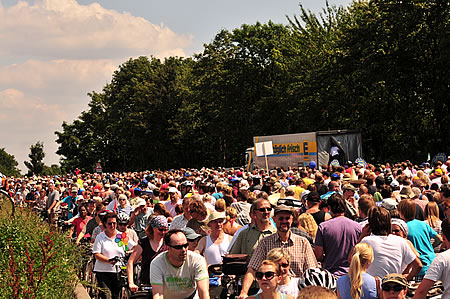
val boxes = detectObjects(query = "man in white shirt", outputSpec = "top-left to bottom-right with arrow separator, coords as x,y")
150,229 -> 209,299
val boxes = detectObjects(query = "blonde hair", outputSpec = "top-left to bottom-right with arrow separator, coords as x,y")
225,206 -> 237,221
425,201 -> 440,228
266,248 -> 290,264
258,260 -> 280,276
298,213 -> 318,239
416,170 -> 430,185
215,199 -> 226,212
349,243 -> 374,299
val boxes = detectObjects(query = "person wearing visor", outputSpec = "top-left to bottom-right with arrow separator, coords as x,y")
196,211 -> 232,265
381,274 -> 408,299
127,215 -> 168,292
150,229 -> 209,299
247,260 -> 294,299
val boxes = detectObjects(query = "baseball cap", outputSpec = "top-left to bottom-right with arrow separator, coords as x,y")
182,227 -> 201,240
342,184 -> 357,192
274,204 -> 293,215
306,191 -> 321,202
382,273 -> 407,288
133,198 -> 146,209
206,212 -> 226,226
381,198 -> 398,210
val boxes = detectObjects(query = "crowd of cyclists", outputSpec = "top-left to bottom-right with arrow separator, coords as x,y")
1,158 -> 450,299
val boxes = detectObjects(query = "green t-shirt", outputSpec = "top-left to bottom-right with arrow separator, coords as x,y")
150,251 -> 208,298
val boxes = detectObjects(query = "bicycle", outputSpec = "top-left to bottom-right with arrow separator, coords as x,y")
128,262 -> 152,299
109,255 -> 132,299
0,189 -> 15,217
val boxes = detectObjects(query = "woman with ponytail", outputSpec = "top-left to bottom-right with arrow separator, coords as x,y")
336,243 -> 378,299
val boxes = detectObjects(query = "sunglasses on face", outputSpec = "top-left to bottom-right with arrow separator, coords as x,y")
277,216 -> 291,221
157,228 -> 168,232
118,223 -> 127,226
169,243 -> 189,250
280,262 -> 289,268
256,207 -> 272,212
392,229 -> 401,233
106,222 -> 117,226
382,284 -> 405,292
255,271 -> 277,280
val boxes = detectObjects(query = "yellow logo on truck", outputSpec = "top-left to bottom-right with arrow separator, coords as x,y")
272,141 -> 317,155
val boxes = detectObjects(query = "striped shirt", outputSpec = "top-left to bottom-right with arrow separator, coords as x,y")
248,231 -> 318,277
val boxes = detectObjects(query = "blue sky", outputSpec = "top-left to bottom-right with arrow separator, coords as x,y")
0,0 -> 351,173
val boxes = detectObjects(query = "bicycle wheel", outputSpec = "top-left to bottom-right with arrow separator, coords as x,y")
0,189 -> 14,217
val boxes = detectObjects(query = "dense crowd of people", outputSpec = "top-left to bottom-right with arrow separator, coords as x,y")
1,158 -> 450,299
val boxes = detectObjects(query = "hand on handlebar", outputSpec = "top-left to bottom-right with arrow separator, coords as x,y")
129,282 -> 138,292
108,257 -> 119,265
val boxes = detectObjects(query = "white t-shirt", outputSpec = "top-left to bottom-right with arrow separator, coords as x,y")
150,251 -> 209,299
92,230 -> 136,273
424,249 -> 450,299
361,234 -> 416,278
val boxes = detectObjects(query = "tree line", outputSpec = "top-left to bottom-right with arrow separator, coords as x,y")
53,0 -> 449,173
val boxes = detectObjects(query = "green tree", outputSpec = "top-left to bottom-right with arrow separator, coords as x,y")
0,148 -> 20,177
24,141 -> 45,176
185,22 -> 295,167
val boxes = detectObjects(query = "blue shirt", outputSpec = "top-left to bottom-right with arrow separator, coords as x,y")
337,273 -> 377,299
62,195 -> 77,219
406,219 -> 437,276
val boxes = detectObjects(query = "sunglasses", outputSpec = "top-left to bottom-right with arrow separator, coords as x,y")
255,271 -> 277,280
277,216 -> 291,221
118,223 -> 128,226
382,284 -> 405,292
280,262 -> 289,268
392,229 -> 401,233
256,207 -> 272,212
169,243 -> 189,250
106,222 -> 117,226
157,228 -> 168,232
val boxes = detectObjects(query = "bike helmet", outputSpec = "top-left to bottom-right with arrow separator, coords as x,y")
117,212 -> 130,224
300,268 -> 337,291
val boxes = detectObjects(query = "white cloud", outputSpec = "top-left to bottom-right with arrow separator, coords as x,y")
0,59 -> 118,102
0,88 -> 66,172
0,0 -> 193,173
0,59 -> 119,172
0,0 -> 192,59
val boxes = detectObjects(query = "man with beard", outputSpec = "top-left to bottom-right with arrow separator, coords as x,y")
238,205 -> 318,299
150,229 -> 209,299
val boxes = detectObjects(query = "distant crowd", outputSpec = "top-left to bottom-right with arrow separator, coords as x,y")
1,158 -> 450,299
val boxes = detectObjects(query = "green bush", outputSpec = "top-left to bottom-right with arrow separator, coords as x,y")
0,208 -> 81,298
